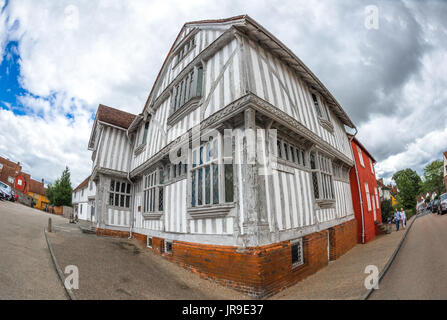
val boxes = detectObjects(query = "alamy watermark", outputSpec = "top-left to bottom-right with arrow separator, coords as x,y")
364,5 -> 379,30
64,265 -> 79,290
364,265 -> 379,290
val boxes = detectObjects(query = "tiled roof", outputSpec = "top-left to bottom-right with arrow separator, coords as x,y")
352,137 -> 376,163
73,176 -> 90,192
28,179 -> 46,196
96,104 -> 136,129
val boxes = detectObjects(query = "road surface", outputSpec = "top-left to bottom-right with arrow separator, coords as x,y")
370,212 -> 447,299
0,200 -> 67,299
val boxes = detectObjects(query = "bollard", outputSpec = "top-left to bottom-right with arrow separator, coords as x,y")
48,217 -> 52,233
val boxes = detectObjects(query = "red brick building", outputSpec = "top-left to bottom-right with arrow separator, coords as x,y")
349,137 -> 382,243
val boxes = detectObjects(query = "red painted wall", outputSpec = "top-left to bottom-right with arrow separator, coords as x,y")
349,139 -> 382,243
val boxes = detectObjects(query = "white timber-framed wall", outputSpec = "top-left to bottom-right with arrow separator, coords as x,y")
88,15 -> 357,248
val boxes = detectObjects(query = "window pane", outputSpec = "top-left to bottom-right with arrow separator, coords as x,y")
159,187 -> 163,211
191,171 -> 196,207
120,195 -> 125,207
213,164 -> 219,204
200,146 -> 203,165
179,162 -> 182,176
225,164 -> 234,202
213,139 -> 218,159
115,194 -> 119,207
198,168 -> 203,205
196,67 -> 203,97
109,193 -> 114,205
302,151 -> 306,166
206,142 -> 211,162
290,146 -> 295,163
110,180 -> 115,191
159,169 -> 164,184
284,143 -> 289,160
310,153 -> 316,169
205,165 -> 210,204
277,140 -> 282,158
121,183 -> 126,193
312,172 -> 319,199
126,196 -> 130,208
193,150 -> 197,168
126,183 -> 131,194
116,181 -> 120,193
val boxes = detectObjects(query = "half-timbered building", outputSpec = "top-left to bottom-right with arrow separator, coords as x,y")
88,15 -> 358,297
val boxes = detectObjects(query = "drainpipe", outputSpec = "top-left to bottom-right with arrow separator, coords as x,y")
126,127 -> 135,240
349,128 -> 365,244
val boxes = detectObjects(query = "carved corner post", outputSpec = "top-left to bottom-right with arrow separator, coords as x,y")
241,108 -> 271,246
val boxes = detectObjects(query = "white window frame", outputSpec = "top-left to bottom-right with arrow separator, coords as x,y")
357,146 -> 365,167
109,180 -> 131,208
310,152 -> 335,202
8,176 -> 14,184
147,237 -> 153,248
190,134 -> 234,208
365,182 -> 372,211
143,168 -> 164,213
276,139 -> 306,167
164,240 -> 172,254
291,238 -> 304,268
370,159 -> 374,174
375,187 -> 380,209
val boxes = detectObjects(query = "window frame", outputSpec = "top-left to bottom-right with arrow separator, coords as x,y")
365,182 -> 372,211
291,238 -> 304,268
108,180 -> 131,209
276,138 -> 307,169
171,65 -> 203,115
143,167 -> 164,214
310,151 -> 336,205
357,146 -> 365,167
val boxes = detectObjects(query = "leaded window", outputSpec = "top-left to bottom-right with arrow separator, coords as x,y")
291,238 -> 304,268
310,152 -> 335,201
190,135 -> 234,208
277,139 -> 306,167
171,66 -> 203,113
109,180 -> 131,208
143,168 -> 164,213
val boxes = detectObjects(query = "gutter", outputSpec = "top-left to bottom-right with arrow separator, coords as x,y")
348,128 -> 365,243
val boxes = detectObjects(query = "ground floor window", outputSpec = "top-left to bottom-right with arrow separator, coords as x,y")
109,180 -> 131,208
310,152 -> 335,201
291,238 -> 304,268
190,134 -> 234,207
143,168 -> 164,213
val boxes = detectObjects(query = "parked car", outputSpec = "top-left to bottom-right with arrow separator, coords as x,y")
0,181 -> 14,201
439,193 -> 447,215
427,201 -> 432,211
431,199 -> 439,213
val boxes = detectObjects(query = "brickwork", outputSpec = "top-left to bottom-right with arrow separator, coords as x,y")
96,219 -> 356,298
328,218 -> 357,260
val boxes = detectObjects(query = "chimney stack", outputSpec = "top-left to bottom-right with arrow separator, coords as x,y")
42,178 -> 44,185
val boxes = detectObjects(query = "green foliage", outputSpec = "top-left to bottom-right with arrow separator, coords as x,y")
380,198 -> 393,221
392,168 -> 422,211
48,167 -> 73,207
420,160 -> 444,196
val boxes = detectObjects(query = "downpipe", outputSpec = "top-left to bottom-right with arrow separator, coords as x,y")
349,127 -> 365,244
126,128 -> 135,240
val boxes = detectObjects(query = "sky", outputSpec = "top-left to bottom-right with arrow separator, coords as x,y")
0,0 -> 446,187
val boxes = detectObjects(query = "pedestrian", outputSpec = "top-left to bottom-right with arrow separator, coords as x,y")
393,208 -> 400,231
400,208 -> 407,229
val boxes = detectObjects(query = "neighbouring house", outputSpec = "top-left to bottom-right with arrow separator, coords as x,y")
87,15 -> 358,298
0,156 -> 22,188
72,175 -> 97,223
28,178 -> 49,210
348,136 -> 382,243
443,151 -> 447,193
377,178 -> 397,207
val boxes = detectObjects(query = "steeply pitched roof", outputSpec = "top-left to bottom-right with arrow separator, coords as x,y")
73,176 -> 90,193
28,179 -> 46,196
96,104 -> 136,129
141,15 -> 355,129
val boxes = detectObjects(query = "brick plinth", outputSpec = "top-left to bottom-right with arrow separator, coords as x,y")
328,218 -> 357,260
96,219 -> 356,298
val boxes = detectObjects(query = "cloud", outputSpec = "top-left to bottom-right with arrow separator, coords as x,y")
0,0 -> 446,186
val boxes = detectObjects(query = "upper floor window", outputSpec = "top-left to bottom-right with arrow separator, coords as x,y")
190,135 -> 234,208
143,168 -> 164,213
365,182 -> 371,211
357,146 -> 365,167
277,139 -> 306,167
142,121 -> 149,145
176,37 -> 195,64
310,152 -> 335,201
172,66 -> 203,113
312,93 -> 323,118
109,180 -> 131,208
370,159 -> 375,174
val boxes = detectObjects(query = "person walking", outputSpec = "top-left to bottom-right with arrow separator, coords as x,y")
393,208 -> 401,231
400,207 -> 407,229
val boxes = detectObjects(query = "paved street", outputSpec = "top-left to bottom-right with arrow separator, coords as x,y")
370,212 -> 447,299
0,200 -> 67,299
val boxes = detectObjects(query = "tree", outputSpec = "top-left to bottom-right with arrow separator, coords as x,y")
392,168 -> 422,211
421,160 -> 444,196
49,167 -> 73,207
380,198 -> 393,222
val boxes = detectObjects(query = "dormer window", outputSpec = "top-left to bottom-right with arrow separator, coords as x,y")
312,92 -> 334,132
171,66 -> 203,113
312,93 -> 323,118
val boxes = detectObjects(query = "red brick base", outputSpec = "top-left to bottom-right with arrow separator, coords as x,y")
96,219 -> 357,298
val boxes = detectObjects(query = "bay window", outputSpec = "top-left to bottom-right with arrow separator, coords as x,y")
190,135 -> 234,208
